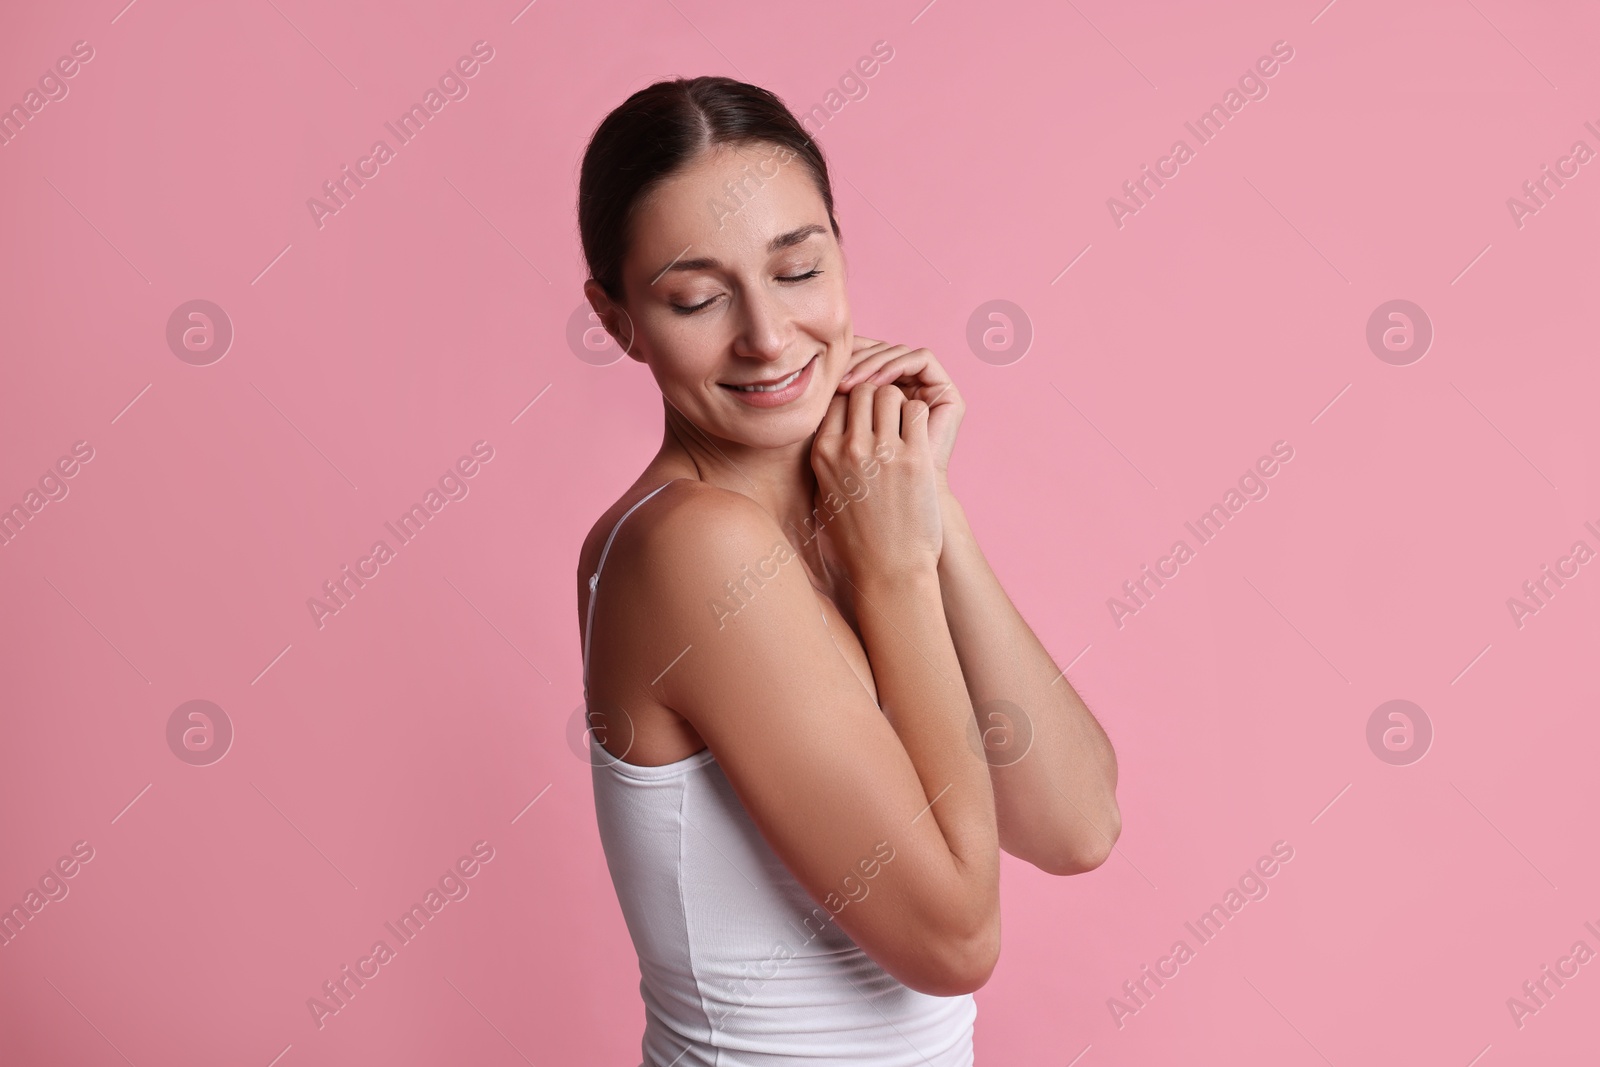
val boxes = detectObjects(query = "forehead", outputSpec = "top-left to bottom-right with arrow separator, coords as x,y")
628,142 -> 824,271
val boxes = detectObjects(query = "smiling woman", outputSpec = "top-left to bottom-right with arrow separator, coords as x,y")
571,74 -> 1118,1067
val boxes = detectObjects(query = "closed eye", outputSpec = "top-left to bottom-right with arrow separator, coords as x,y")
671,269 -> 825,315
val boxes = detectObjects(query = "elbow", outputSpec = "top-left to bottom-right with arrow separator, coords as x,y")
918,905 -> 1001,997
1037,801 -> 1122,877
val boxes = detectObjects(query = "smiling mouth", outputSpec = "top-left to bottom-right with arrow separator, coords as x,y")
720,355 -> 816,392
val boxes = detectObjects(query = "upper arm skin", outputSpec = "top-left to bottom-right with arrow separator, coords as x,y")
609,484 -> 995,996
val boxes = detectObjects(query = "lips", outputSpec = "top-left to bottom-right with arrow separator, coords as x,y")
718,354 -> 818,408
721,358 -> 811,390
719,354 -> 817,392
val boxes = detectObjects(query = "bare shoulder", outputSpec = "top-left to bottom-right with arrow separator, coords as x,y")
589,477 -> 784,596
576,477 -> 808,742
575,477 -> 785,656
577,477 -> 765,586
596,477 -> 864,739
576,478 -> 790,765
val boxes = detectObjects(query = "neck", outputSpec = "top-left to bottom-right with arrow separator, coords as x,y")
655,399 -> 832,583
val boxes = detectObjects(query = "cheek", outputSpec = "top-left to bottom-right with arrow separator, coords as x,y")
795,278 -> 850,339
644,330 -> 733,400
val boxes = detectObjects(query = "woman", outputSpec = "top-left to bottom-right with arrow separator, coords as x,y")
574,75 -> 1121,1066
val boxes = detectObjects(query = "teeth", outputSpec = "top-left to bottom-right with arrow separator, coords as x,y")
732,366 -> 803,392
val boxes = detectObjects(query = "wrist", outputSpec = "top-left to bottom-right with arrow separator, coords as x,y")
853,556 -> 942,600
936,489 -> 971,566
936,480 -> 962,517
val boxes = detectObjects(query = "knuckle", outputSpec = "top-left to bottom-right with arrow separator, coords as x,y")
843,437 -> 872,462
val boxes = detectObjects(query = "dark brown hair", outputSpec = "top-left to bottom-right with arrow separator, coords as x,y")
577,75 -> 841,303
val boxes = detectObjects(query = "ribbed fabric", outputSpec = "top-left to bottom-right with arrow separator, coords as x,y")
584,481 -> 977,1066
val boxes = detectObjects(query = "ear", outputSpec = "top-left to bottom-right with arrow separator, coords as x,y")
583,279 -> 644,363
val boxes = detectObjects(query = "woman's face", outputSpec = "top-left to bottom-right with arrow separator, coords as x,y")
589,141 -> 852,449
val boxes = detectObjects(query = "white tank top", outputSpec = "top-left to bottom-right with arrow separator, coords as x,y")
583,479 -> 977,1066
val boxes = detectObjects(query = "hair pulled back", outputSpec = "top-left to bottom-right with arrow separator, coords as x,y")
578,75 -> 841,303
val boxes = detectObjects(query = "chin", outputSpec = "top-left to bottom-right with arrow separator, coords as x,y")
731,411 -> 823,448
700,399 -> 827,450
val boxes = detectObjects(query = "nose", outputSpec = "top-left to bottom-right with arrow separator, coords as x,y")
731,283 -> 788,363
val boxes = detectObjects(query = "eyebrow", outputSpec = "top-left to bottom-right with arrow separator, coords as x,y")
650,223 -> 828,284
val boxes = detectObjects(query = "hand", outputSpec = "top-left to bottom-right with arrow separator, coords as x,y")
810,377 -> 942,585
838,337 -> 965,486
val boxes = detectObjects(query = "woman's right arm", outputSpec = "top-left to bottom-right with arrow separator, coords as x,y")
614,387 -> 1000,997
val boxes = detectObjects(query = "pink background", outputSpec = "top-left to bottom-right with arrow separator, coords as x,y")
3,0 -> 1597,1063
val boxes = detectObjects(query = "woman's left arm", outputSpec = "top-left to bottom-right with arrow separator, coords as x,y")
933,481 -> 1121,876
841,337 -> 1121,876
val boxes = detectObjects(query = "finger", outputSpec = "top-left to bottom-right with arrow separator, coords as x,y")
817,391 -> 848,441
843,339 -> 900,374
863,360 -> 956,419
846,380 -> 878,453
904,389 -> 934,428
839,345 -> 912,390
901,398 -> 931,450
862,350 -> 950,392
873,377 -> 906,448
851,363 -> 934,404
855,357 -> 928,398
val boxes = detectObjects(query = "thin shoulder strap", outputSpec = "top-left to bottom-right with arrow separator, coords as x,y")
582,480 -> 683,696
